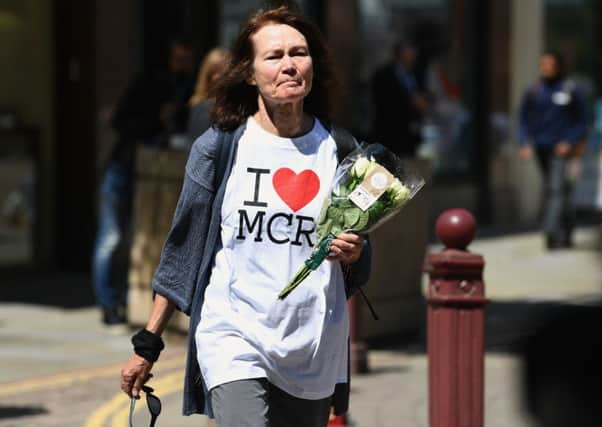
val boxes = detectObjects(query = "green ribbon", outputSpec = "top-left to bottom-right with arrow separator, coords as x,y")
304,233 -> 335,270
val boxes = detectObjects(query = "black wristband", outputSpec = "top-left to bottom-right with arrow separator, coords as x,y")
131,328 -> 165,362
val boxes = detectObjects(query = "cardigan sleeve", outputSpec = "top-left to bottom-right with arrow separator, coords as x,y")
151,128 -> 219,314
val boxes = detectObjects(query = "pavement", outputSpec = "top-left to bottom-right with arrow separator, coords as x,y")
0,226 -> 600,427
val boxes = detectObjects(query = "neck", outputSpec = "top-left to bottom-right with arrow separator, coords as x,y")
542,75 -> 562,85
254,97 -> 311,137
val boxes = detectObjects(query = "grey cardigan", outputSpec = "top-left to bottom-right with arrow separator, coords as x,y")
151,123 -> 372,416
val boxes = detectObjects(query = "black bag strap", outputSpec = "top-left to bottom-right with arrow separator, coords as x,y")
328,123 -> 359,163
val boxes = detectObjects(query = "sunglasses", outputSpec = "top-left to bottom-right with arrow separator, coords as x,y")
129,385 -> 162,427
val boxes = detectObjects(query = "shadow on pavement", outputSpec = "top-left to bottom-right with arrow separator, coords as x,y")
486,298 -> 602,352
367,297 -> 602,355
366,365 -> 410,375
0,405 -> 48,419
0,269 -> 94,308
520,302 -> 602,427
367,298 -> 602,426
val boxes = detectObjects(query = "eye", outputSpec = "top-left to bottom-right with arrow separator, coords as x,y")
292,49 -> 309,57
265,51 -> 283,60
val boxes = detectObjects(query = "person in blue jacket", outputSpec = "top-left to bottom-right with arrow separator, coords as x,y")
518,51 -> 587,249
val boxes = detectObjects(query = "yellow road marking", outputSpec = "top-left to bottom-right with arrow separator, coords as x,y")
0,353 -> 185,396
109,372 -> 184,427
84,391 -> 132,427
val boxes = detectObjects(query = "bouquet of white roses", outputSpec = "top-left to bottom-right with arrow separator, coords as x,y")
278,143 -> 425,299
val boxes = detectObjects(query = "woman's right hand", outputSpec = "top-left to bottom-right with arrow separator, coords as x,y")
121,294 -> 175,398
121,354 -> 154,398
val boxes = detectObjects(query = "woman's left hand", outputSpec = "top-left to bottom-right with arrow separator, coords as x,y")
327,233 -> 365,264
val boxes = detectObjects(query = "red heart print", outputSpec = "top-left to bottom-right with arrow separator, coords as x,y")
272,168 -> 320,212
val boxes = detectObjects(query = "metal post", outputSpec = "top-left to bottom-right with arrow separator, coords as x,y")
425,209 -> 488,427
348,295 -> 368,373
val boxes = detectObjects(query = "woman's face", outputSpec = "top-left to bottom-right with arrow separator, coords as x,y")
249,23 -> 313,106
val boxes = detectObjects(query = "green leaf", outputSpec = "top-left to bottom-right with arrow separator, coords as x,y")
353,210 -> 370,231
346,178 -> 359,193
327,205 -> 342,221
368,200 -> 385,225
316,218 -> 333,238
338,198 -> 354,209
377,190 -> 391,205
327,205 -> 346,230
343,207 -> 361,229
331,224 -> 343,237
339,185 -> 351,197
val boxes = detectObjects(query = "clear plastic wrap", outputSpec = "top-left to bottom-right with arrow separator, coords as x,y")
278,143 -> 425,299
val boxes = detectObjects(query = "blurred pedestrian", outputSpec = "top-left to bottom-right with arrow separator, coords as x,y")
518,51 -> 587,249
423,57 -> 470,164
120,5 -> 371,427
187,47 -> 230,141
371,41 -> 428,158
92,37 -> 195,326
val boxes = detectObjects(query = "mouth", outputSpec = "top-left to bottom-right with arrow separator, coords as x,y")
279,80 -> 301,87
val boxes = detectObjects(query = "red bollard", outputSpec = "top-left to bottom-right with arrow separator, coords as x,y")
425,209 -> 488,427
348,295 -> 368,373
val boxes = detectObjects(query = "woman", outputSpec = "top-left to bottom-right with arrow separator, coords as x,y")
121,6 -> 371,427
187,47 -> 230,141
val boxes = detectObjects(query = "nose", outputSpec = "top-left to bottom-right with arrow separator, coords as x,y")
281,55 -> 296,75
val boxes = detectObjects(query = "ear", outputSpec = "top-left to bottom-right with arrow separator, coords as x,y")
246,73 -> 257,86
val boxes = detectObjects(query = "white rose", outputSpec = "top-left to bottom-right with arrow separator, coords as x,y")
390,179 -> 410,205
351,157 -> 371,179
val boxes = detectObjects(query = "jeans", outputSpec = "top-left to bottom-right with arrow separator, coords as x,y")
536,147 -> 575,245
92,162 -> 134,310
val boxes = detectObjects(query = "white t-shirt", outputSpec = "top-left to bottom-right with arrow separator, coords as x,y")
195,116 -> 349,400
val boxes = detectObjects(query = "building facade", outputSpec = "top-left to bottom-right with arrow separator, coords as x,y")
0,0 -> 598,272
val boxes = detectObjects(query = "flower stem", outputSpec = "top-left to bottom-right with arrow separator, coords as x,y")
278,234 -> 335,299
278,265 -> 311,299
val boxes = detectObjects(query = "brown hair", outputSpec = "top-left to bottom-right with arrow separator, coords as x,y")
189,47 -> 230,106
210,5 -> 339,130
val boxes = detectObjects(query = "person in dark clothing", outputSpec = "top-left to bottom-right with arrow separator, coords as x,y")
371,41 -> 428,158
92,39 -> 195,326
518,51 -> 587,249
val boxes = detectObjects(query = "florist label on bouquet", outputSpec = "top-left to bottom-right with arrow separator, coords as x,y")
348,164 -> 395,211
